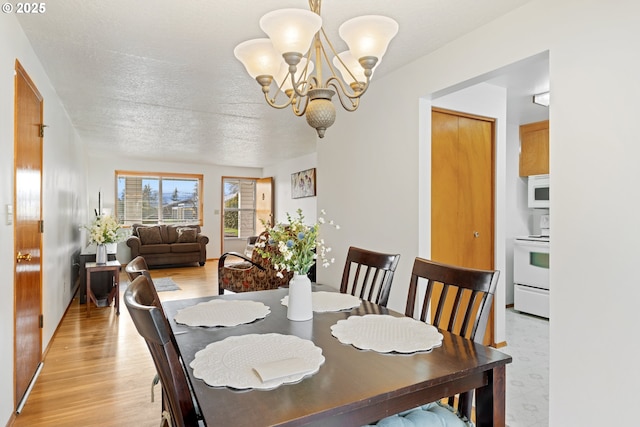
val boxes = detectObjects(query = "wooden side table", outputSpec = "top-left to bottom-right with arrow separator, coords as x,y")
79,247 -> 116,304
85,260 -> 121,317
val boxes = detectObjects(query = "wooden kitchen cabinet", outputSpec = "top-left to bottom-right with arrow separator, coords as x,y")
519,120 -> 549,176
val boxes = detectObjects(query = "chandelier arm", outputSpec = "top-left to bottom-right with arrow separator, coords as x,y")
327,73 -> 370,100
318,26 -> 372,99
292,93 -> 310,117
327,80 -> 360,112
291,73 -> 319,99
309,0 -> 320,14
264,91 -> 295,110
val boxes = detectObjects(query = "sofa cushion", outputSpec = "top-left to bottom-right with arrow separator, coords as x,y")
138,226 -> 163,245
177,227 -> 198,243
167,225 -> 200,243
139,244 -> 171,255
171,243 -> 201,253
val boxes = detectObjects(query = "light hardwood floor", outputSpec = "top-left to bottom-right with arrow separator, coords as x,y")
11,262 -> 220,427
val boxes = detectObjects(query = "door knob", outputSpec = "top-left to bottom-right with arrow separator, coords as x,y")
16,252 -> 32,263
473,231 -> 480,238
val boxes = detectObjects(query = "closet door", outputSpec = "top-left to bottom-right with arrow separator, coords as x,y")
431,108 -> 495,343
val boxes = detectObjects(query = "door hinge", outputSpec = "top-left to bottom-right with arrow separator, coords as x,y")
39,314 -> 43,328
39,220 -> 44,233
39,124 -> 47,138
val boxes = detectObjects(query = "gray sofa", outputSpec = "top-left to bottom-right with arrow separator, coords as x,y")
126,224 -> 208,267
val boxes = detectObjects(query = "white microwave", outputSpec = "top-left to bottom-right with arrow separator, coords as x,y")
528,174 -> 549,208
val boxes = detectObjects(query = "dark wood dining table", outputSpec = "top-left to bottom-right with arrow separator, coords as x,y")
162,285 -> 512,427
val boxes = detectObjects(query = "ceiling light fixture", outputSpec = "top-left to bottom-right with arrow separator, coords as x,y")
533,91 -> 550,107
234,0 -> 398,138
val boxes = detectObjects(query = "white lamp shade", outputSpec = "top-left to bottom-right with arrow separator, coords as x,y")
260,9 -> 322,56
275,58 -> 315,92
234,38 -> 281,78
339,15 -> 398,61
333,51 -> 376,84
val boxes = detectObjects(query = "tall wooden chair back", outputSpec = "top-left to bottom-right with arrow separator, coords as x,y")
340,247 -> 400,307
405,257 -> 499,420
124,275 -> 200,427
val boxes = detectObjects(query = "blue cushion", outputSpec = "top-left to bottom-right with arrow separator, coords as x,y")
364,402 -> 474,427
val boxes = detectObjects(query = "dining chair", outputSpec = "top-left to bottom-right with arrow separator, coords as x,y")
367,258 -> 499,427
340,246 -> 401,307
125,256 -> 164,315
125,255 -> 152,281
124,274 -> 202,427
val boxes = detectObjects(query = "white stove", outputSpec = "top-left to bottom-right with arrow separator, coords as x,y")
513,235 -> 550,318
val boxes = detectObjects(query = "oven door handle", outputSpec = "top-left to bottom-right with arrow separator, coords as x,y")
515,240 -> 549,249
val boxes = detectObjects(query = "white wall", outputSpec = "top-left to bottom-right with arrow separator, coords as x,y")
1,14 -> 87,424
263,152 -> 317,224
318,0 -> 640,424
86,154 -> 261,260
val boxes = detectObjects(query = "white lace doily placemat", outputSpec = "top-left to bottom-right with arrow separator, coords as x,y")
330,314 -> 443,353
190,333 -> 325,390
174,299 -> 270,327
281,291 -> 361,312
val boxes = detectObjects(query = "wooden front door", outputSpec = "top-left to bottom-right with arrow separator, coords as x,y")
14,60 -> 44,409
431,108 -> 495,343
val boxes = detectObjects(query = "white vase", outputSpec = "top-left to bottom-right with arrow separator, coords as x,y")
96,244 -> 107,265
287,273 -> 313,321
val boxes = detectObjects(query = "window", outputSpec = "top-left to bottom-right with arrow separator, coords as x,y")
223,178 -> 256,238
116,171 -> 203,225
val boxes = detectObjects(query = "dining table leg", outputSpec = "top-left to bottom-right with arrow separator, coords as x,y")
475,364 -> 506,427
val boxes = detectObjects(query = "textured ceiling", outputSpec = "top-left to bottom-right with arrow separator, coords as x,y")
16,0 -> 543,168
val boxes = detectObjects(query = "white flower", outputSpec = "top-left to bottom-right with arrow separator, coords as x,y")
254,208 -> 339,276
86,215 -> 122,244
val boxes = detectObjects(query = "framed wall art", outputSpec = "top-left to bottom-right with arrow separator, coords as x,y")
291,168 -> 316,199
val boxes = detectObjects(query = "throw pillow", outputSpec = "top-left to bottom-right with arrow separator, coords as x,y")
138,226 -> 163,245
177,227 -> 198,243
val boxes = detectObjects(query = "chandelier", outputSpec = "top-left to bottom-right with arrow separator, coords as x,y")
234,0 -> 398,138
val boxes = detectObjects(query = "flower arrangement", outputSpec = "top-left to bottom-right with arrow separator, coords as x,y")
255,209 -> 339,278
86,215 -> 124,245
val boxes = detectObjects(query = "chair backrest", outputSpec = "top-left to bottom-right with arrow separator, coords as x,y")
405,257 -> 499,421
125,256 -> 160,304
124,275 -> 199,427
340,247 -> 401,307
125,255 -> 150,280
405,257 -> 499,344
218,231 -> 293,293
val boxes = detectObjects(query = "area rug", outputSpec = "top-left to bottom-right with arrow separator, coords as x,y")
122,277 -> 181,292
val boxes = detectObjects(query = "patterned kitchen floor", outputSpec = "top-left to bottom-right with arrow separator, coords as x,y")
502,308 -> 550,427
